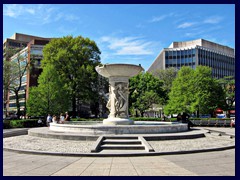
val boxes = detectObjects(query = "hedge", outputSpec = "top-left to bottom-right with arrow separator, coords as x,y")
3,119 -> 39,129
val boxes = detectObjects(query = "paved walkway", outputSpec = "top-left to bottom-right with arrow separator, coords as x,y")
3,149 -> 235,176
3,127 -> 235,176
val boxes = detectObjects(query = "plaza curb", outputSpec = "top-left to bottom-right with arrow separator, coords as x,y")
3,128 -> 29,138
3,145 -> 235,157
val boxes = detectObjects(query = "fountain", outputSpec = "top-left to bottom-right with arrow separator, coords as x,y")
95,63 -> 144,125
47,63 -> 188,135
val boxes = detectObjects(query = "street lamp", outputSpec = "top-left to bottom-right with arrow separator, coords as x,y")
226,98 -> 231,118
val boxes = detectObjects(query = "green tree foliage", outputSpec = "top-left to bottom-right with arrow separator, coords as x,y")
164,66 -> 194,115
41,35 -> 101,116
129,72 -> 165,117
27,65 -> 70,116
217,76 -> 235,116
190,66 -> 225,116
164,66 -> 225,117
153,67 -> 177,103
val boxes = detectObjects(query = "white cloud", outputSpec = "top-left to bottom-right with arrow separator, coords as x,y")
26,8 -> 35,15
100,36 -> 154,55
203,16 -> 223,24
149,15 -> 167,22
149,12 -> 176,23
3,4 -> 79,25
3,4 -> 24,18
177,22 -> 195,29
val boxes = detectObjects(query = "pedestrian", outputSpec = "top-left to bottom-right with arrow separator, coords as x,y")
59,113 -> 65,123
37,118 -> 43,127
230,117 -> 235,128
52,115 -> 58,124
46,114 -> 52,127
65,112 -> 70,121
162,113 -> 166,121
177,113 -> 182,121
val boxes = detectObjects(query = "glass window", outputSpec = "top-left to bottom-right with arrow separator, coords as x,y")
166,59 -> 169,64
31,49 -> 43,55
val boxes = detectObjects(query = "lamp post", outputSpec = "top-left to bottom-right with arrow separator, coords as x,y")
226,98 -> 231,118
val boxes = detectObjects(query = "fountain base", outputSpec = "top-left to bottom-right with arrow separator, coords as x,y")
103,118 -> 134,125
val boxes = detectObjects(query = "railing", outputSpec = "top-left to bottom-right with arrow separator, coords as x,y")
190,119 -> 231,127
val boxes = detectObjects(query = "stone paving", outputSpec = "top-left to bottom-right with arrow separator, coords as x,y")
3,127 -> 235,154
3,127 -> 235,176
3,149 -> 235,176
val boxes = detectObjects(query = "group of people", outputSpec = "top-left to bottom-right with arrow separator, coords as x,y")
46,112 -> 70,127
176,112 -> 193,130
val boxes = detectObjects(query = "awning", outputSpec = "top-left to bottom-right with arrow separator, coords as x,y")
215,108 -> 223,113
229,110 -> 235,114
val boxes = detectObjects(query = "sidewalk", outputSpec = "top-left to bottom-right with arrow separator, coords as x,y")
3,127 -> 235,176
3,148 -> 235,176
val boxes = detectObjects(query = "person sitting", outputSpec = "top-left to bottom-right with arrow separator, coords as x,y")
177,113 -> 182,122
230,117 -> 235,128
37,118 -> 43,127
59,113 -> 65,124
65,112 -> 70,121
52,115 -> 58,124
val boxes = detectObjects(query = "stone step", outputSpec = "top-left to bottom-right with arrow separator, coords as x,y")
99,149 -> 147,154
100,144 -> 145,150
103,136 -> 138,140
102,139 -> 142,145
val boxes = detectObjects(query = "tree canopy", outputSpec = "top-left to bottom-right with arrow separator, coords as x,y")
40,35 -> 101,116
129,72 -> 165,117
153,67 -> 178,103
164,66 -> 226,117
27,65 -> 70,116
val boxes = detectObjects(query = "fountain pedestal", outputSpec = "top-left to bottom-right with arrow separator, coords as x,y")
95,64 -> 144,125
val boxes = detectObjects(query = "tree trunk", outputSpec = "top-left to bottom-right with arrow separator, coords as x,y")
72,94 -> 76,117
15,91 -> 21,119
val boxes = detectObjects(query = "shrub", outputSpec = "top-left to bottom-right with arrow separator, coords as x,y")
3,119 -> 39,129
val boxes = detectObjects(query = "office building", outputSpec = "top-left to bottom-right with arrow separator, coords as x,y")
148,39 -> 235,79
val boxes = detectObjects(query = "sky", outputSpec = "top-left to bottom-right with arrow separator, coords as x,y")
3,4 -> 235,71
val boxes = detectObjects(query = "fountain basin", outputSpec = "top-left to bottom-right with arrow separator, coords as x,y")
49,121 -> 188,135
95,63 -> 144,78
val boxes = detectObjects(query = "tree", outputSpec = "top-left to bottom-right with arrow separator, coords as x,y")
153,67 -> 178,102
41,35 -> 101,116
164,66 -> 226,117
217,76 -> 235,117
164,66 -> 194,115
27,65 -> 70,116
129,72 -> 165,117
3,47 -> 29,118
190,66 -> 225,116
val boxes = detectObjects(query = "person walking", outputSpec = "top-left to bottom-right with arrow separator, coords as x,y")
46,114 -> 52,127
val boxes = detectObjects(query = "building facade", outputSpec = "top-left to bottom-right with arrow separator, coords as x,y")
148,39 -> 235,79
4,33 -> 51,115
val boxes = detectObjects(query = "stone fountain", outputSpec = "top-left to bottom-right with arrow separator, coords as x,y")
95,63 -> 144,125
48,63 -> 188,135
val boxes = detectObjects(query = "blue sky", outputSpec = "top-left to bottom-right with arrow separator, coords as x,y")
3,4 -> 235,70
